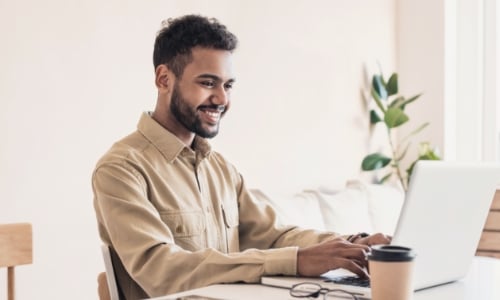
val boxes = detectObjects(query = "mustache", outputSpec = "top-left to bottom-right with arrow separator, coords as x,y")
198,105 -> 226,113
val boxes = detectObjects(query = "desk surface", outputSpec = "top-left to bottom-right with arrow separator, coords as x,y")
151,256 -> 500,300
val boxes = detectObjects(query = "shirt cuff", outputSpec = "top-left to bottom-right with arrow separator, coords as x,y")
263,246 -> 298,276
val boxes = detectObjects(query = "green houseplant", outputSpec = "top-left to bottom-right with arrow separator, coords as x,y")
361,72 -> 440,192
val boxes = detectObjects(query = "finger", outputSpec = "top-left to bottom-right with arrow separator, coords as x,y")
374,233 -> 391,243
336,246 -> 370,261
351,258 -> 368,269
380,233 -> 391,242
335,240 -> 371,251
346,250 -> 369,265
334,258 -> 370,278
361,234 -> 391,246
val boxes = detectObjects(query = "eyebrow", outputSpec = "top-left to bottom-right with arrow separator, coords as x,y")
197,74 -> 236,84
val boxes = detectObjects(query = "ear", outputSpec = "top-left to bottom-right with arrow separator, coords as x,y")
155,64 -> 172,90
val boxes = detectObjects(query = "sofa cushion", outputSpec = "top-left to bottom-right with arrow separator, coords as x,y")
251,181 -> 404,237
251,189 -> 326,231
314,183 -> 373,235
319,180 -> 404,235
363,182 -> 404,235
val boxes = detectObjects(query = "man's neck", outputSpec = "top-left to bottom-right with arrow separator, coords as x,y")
151,111 -> 195,147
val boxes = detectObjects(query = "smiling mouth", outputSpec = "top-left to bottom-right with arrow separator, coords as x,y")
199,105 -> 225,124
202,105 -> 225,113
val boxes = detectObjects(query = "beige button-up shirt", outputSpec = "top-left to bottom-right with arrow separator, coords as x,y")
92,112 -> 337,299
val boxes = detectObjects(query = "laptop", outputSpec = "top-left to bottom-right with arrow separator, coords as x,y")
261,161 -> 500,298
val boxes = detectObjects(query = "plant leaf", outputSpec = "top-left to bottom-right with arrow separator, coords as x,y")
406,159 -> 418,181
388,96 -> 405,108
418,142 -> 441,160
370,110 -> 382,123
400,93 -> 422,109
399,122 -> 429,145
420,152 -> 441,160
386,73 -> 398,96
361,153 -> 392,170
384,107 -> 409,128
371,88 -> 386,113
372,75 -> 388,100
379,172 -> 393,184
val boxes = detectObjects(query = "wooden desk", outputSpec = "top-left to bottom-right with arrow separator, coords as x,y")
151,256 -> 500,300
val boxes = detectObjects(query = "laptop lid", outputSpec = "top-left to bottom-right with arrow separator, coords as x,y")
391,160 -> 500,290
261,161 -> 500,296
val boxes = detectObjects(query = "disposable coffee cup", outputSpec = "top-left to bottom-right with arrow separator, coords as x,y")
367,245 -> 416,300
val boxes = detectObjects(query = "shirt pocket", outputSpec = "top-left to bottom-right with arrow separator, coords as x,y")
222,204 -> 239,253
160,211 -> 206,250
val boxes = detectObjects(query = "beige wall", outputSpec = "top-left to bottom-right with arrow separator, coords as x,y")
0,0 -> 396,299
215,1 -> 397,194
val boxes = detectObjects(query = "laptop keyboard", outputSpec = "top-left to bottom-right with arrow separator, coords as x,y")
324,276 -> 371,288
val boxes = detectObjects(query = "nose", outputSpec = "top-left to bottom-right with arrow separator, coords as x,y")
211,85 -> 230,106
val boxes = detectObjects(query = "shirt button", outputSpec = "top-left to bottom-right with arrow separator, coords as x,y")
175,225 -> 183,234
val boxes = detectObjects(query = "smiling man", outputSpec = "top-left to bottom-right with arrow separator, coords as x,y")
92,15 -> 389,300
152,46 -> 234,144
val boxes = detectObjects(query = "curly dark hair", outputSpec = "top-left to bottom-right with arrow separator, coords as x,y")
153,15 -> 238,77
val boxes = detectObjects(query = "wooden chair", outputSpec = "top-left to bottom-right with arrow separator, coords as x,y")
477,189 -> 500,258
98,245 -> 121,300
0,223 -> 33,300
97,272 -> 111,300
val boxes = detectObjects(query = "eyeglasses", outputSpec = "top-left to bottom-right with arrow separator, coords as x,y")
289,282 -> 362,300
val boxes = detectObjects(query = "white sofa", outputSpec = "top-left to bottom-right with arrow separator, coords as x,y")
253,180 -> 405,236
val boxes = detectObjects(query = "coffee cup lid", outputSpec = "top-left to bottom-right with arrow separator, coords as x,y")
367,245 -> 416,262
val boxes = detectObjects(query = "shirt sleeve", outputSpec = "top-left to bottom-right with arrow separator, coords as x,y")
93,162 -> 301,297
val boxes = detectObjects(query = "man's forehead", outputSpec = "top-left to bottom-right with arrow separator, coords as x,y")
183,47 -> 235,81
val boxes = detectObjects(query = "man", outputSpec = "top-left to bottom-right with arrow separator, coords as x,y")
92,15 -> 390,299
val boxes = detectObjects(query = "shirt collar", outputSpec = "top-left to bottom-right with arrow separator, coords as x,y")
137,112 -> 212,162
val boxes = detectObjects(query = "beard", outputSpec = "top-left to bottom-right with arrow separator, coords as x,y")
170,84 -> 222,139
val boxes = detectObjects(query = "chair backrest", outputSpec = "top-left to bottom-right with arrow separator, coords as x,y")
97,272 -> 111,300
0,223 -> 33,300
99,245 -> 120,300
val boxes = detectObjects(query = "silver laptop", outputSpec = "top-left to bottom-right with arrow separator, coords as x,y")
261,161 -> 500,298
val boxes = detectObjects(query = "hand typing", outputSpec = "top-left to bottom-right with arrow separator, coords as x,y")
297,237 -> 370,278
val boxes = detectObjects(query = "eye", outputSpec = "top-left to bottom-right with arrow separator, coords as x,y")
224,82 -> 234,90
200,80 -> 215,88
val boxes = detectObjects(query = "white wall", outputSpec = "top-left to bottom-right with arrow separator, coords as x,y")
397,0 -> 500,165
396,0 -> 446,168
0,0 -> 396,299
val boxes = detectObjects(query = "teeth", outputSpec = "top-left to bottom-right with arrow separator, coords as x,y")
205,111 -> 219,118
